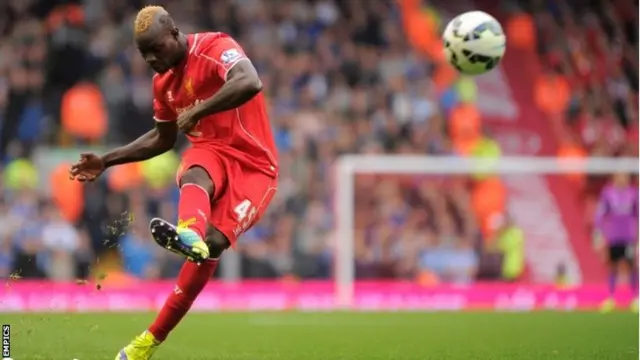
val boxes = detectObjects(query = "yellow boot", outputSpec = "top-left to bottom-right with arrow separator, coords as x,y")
599,298 -> 616,313
115,331 -> 161,360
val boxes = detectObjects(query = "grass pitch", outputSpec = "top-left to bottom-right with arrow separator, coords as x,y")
3,312 -> 637,360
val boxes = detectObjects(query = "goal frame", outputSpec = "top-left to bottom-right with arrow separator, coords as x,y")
333,155 -> 639,308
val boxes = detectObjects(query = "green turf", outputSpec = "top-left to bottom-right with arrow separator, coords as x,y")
1,312 -> 637,360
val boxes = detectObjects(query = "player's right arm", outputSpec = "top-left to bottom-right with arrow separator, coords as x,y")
69,122 -> 177,182
101,121 -> 177,167
102,85 -> 179,167
69,91 -> 178,182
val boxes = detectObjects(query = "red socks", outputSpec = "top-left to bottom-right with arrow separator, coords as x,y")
148,259 -> 219,341
177,184 -> 211,239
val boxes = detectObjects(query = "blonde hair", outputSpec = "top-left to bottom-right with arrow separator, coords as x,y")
134,5 -> 166,34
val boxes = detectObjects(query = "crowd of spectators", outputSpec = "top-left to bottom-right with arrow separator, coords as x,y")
531,0 -> 637,156
0,0 -> 633,284
527,0 -> 639,233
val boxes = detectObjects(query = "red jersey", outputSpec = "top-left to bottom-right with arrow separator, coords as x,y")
152,32 -> 278,177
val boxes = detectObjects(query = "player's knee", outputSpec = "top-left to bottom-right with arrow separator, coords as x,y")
205,225 -> 231,258
180,166 -> 215,195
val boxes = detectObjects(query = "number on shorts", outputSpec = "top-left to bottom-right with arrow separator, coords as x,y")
234,199 -> 258,232
234,200 -> 252,221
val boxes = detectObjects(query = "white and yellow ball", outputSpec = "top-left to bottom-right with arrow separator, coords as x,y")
443,11 -> 506,76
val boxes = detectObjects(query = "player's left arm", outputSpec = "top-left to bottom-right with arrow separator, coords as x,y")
593,193 -> 607,228
592,193 -> 608,249
191,44 -> 262,120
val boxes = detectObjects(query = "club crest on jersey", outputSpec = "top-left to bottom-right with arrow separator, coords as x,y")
220,48 -> 242,64
184,78 -> 194,98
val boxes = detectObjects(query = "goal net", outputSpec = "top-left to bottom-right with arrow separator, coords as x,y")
333,155 -> 639,309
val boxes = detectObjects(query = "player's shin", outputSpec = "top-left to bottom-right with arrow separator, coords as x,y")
600,264 -> 619,312
148,259 -> 219,341
178,183 -> 212,239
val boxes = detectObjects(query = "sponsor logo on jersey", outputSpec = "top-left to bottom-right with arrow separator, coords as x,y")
176,99 -> 204,115
175,99 -> 205,137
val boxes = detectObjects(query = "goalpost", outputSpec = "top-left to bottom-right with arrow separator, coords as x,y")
333,155 -> 639,308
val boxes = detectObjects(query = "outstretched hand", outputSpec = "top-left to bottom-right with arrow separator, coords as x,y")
69,153 -> 106,182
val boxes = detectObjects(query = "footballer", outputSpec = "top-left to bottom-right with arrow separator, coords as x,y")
69,6 -> 278,359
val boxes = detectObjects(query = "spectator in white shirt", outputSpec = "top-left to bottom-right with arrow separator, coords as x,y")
41,203 -> 80,281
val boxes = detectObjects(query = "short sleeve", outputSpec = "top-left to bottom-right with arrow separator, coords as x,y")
203,36 -> 250,81
152,80 -> 176,122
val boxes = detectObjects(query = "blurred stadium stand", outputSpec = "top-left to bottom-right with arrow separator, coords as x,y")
0,0 -> 636,286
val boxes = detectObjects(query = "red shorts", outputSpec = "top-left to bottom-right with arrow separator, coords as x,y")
177,146 -> 277,247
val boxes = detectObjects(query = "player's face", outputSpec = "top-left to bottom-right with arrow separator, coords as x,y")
136,30 -> 182,74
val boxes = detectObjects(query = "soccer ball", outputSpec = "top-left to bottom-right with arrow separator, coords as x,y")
443,11 -> 506,76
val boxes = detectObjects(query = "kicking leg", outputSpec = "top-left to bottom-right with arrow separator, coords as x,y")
148,227 -> 231,341
116,167 -> 229,360
116,227 -> 231,360
150,166 -> 215,262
